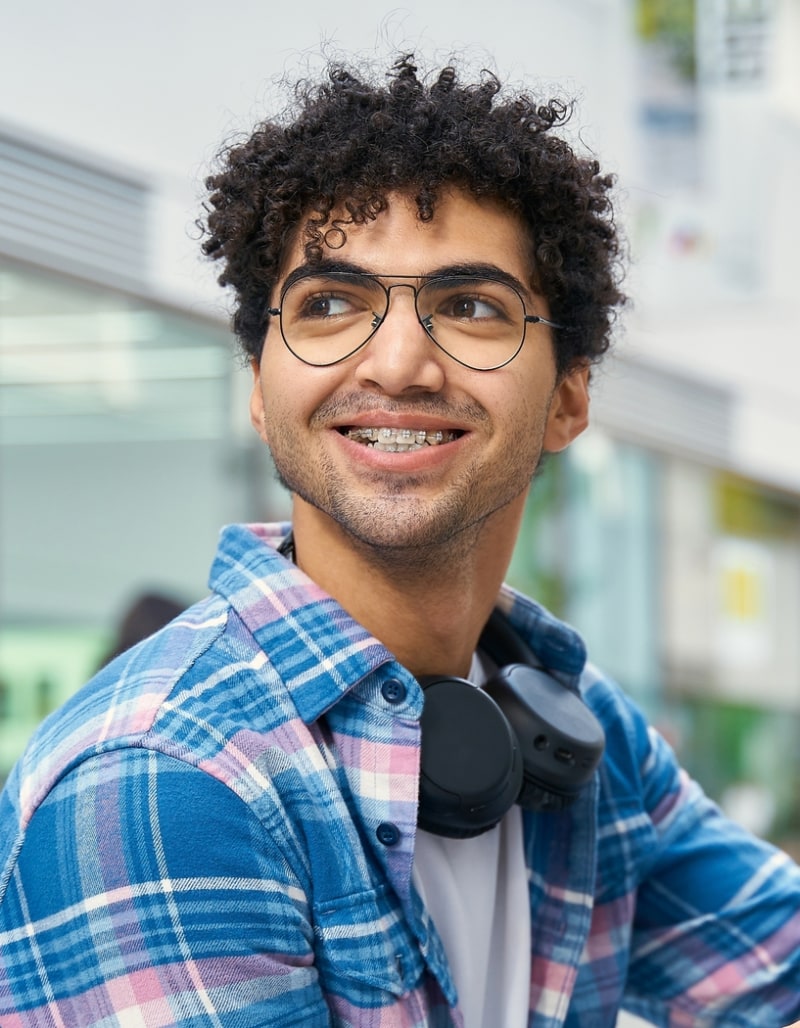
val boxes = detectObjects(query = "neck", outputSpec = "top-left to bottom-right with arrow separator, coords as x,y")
287,496 -> 525,677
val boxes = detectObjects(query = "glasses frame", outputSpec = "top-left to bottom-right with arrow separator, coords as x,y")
266,271 -> 565,372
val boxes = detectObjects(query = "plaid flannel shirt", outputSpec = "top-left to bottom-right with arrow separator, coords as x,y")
1,522 -> 798,1027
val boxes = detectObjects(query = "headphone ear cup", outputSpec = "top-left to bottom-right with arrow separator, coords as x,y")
517,779 -> 575,813
483,664 -> 605,812
417,675 -> 523,838
415,610 -> 606,836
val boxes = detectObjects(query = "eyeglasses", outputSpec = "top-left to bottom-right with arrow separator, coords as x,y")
266,271 -> 564,371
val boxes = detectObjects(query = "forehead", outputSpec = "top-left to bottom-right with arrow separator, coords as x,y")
279,188 -> 535,284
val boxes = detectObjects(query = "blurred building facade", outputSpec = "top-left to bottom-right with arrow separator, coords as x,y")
0,127 -> 253,771
1,0 -> 799,853
506,0 -> 800,851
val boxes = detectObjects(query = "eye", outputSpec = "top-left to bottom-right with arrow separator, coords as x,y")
301,293 -> 357,319
445,295 -> 501,320
420,278 -> 519,325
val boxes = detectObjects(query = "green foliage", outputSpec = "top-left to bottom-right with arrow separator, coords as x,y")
636,0 -> 697,81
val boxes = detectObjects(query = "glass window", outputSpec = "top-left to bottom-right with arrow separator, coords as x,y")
0,261 -> 242,778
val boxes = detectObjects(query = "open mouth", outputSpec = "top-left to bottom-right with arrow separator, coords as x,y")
341,427 -> 461,453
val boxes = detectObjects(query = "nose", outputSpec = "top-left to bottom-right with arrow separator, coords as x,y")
353,283 -> 446,395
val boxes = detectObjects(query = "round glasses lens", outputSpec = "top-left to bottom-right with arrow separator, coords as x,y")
279,275 -> 386,365
416,278 -> 525,370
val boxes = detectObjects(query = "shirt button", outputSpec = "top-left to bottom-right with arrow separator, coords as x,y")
381,678 -> 407,704
376,822 -> 401,846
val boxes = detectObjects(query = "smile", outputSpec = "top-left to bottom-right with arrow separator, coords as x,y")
342,427 -> 460,452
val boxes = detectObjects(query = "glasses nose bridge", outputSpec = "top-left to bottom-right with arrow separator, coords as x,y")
383,278 -> 422,310
376,279 -> 430,336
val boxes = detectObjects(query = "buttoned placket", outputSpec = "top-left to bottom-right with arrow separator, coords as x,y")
328,662 -> 460,1010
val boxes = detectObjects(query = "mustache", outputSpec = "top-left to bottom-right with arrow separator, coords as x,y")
310,392 -> 490,426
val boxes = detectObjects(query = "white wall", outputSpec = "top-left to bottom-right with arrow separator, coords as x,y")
0,0 -> 634,306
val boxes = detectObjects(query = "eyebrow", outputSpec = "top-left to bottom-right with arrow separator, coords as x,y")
279,258 -> 535,301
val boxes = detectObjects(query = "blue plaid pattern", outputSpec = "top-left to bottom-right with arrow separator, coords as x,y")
0,522 -> 798,1026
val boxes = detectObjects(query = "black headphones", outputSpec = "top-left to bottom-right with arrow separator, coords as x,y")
417,608 -> 605,839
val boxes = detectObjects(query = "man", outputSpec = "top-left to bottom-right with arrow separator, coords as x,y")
0,56 -> 798,1027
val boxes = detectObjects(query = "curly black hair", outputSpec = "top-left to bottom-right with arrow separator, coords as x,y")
200,55 -> 625,376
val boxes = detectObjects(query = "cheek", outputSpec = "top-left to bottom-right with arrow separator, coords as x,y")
259,354 -> 341,431
483,370 -> 548,424
509,360 -> 558,417
259,342 -> 297,415
499,383 -> 557,452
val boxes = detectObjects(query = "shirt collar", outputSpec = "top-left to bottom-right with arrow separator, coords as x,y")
209,522 -> 587,720
209,523 -> 398,723
495,586 -> 588,687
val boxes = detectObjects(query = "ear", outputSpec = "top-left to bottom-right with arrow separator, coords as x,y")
248,358 -> 269,443
542,364 -> 590,453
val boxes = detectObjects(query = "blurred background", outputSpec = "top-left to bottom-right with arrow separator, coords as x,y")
1,0 -> 799,870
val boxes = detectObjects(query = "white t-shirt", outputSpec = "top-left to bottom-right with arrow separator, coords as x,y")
412,653 -> 531,1027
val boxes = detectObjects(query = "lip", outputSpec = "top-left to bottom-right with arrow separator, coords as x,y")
335,430 -> 467,472
329,413 -> 470,473
333,411 -> 470,434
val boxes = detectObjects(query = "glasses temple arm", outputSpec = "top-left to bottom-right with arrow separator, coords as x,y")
524,314 -> 565,330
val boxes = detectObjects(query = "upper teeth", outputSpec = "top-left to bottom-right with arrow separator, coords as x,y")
345,427 -> 455,451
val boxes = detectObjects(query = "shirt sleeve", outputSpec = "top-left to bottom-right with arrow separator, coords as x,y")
625,710 -> 800,1026
0,746 -> 332,1026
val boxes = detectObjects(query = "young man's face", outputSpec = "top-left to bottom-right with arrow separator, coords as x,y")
250,188 -> 589,557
